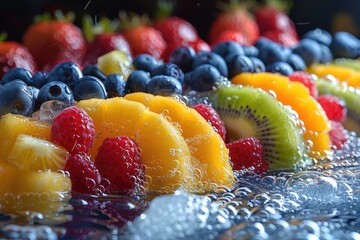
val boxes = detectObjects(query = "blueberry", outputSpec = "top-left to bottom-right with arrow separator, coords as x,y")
302,28 -> 332,46
250,57 -> 266,73
31,71 -> 48,89
29,86 -> 40,100
2,67 -> 33,85
319,44 -> 333,63
254,37 -> 274,50
192,51 -> 228,77
292,39 -> 322,66
188,64 -> 224,92
226,54 -> 255,78
151,63 -> 184,84
82,65 -> 107,82
266,62 -> 294,76
125,70 -> 151,93
286,53 -> 306,71
169,46 -> 196,73
133,54 -> 160,73
72,76 -> 107,101
330,31 -> 360,59
211,41 -> 245,59
243,46 -> 259,57
46,61 -> 83,87
0,80 -> 35,116
104,74 -> 126,97
36,81 -> 74,109
146,75 -> 182,96
258,42 -> 288,66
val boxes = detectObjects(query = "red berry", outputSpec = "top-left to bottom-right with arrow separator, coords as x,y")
317,94 -> 347,122
51,106 -> 95,154
329,121 -> 348,150
288,71 -> 318,99
226,137 -> 269,175
193,103 -> 227,141
212,30 -> 251,46
65,153 -> 101,195
95,136 -> 145,194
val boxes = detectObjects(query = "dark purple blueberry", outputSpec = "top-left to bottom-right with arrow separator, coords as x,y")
211,41 -> 245,59
151,63 -> 184,84
302,28 -> 332,46
104,74 -> 126,97
226,54 -> 254,78
46,61 -> 83,87
330,31 -> 360,59
36,81 -> 74,109
125,70 -> 151,93
133,54 -> 160,73
0,80 -> 35,116
266,62 -> 294,76
188,64 -> 225,92
250,57 -> 266,73
258,41 -> 288,66
292,39 -> 322,66
254,37 -> 274,50
192,51 -> 228,77
169,46 -> 196,73
286,53 -> 306,71
1,67 -> 33,85
319,44 -> 333,63
82,65 -> 107,82
32,71 -> 48,89
72,76 -> 107,101
243,46 -> 259,57
146,75 -> 182,96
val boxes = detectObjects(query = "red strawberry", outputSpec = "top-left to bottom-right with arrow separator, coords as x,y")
65,152 -> 101,194
317,94 -> 347,122
23,16 -> 86,70
193,103 -> 226,141
226,137 -> 269,174
51,106 -> 95,154
208,6 -> 259,45
0,41 -> 37,78
261,30 -> 298,47
95,136 -> 145,195
288,71 -> 318,99
187,38 -> 211,53
329,121 -> 348,150
212,30 -> 251,46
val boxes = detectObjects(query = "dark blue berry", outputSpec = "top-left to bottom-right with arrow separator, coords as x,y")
46,61 -> 83,87
319,44 -> 333,63
330,31 -> 360,59
133,54 -> 160,73
302,28 -> 332,46
254,37 -> 274,50
188,64 -> 224,92
292,39 -> 322,66
226,55 -> 254,78
169,46 -> 196,73
1,67 -> 33,85
30,86 -> 40,100
250,57 -> 266,73
243,46 -> 259,57
36,81 -> 74,109
286,53 -> 306,71
146,75 -> 182,96
125,70 -> 151,93
151,63 -> 184,84
72,76 -> 107,101
31,71 -> 48,89
104,74 -> 126,97
258,41 -> 289,66
266,62 -> 294,76
192,51 -> 228,77
0,80 -> 35,116
82,65 -> 107,82
211,41 -> 245,59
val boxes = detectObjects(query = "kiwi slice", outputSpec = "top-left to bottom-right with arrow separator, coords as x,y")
315,77 -> 360,134
212,85 -> 309,170
334,58 -> 360,71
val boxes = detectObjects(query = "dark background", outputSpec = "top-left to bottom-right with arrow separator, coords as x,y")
1,0 -> 360,42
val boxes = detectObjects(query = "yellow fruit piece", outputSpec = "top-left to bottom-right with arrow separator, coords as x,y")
0,161 -> 20,195
77,97 -> 195,193
232,72 -> 331,157
97,50 -> 134,79
125,92 -> 235,191
0,114 -> 51,161
6,134 -> 69,172
305,131 -> 332,158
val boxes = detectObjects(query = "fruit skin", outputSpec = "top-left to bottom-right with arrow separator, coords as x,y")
330,31 -> 360,59
169,46 -> 196,73
46,61 -> 83,87
133,53 -> 160,73
1,67 -> 33,85
72,76 -> 107,101
187,64 -> 224,92
226,137 -> 269,175
317,94 -> 347,123
212,30 -> 251,46
329,121 -> 348,150
51,106 -> 95,154
36,81 -> 74,110
104,74 -> 126,98
125,70 -> 151,93
97,50 -> 134,79
151,63 -> 184,84
292,39 -> 322,66
95,136 -> 145,195
266,61 -> 294,76
146,75 -> 182,96
192,51 -> 228,77
288,71 -> 318,99
23,20 -> 86,70
0,41 -> 37,79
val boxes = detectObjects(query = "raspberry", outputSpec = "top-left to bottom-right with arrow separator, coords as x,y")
51,106 -> 95,154
288,71 -> 318,99
65,153 -> 101,194
95,136 -> 145,194
317,94 -> 347,122
329,121 -> 348,150
193,103 -> 227,141
226,137 -> 269,175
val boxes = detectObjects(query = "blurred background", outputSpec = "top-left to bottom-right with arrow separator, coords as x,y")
1,0 -> 360,42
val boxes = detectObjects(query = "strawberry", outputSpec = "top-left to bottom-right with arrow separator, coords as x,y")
329,121 -> 348,150
65,152 -> 101,195
51,106 -> 95,154
288,71 -> 318,99
211,30 -> 251,46
23,13 -> 86,70
226,137 -> 269,175
317,94 -> 347,122
261,30 -> 298,47
208,6 -> 259,45
0,40 -> 37,78
193,103 -> 226,141
95,136 -> 145,195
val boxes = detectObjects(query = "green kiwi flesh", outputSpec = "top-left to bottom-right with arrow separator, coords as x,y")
315,77 -> 360,134
334,58 -> 360,71
213,85 -> 309,170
